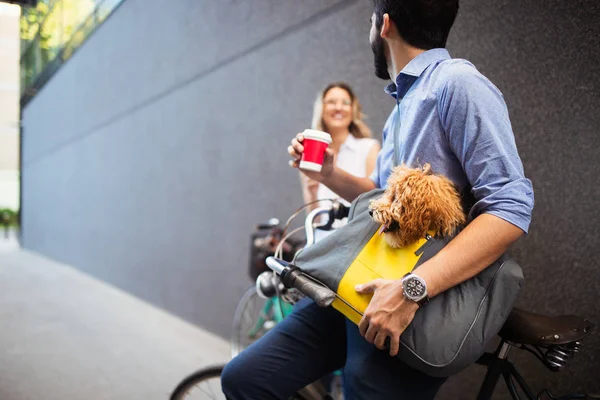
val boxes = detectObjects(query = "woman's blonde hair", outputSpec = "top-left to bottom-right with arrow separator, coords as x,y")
311,82 -> 372,139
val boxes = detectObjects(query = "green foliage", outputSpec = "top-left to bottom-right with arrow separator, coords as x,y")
20,0 -> 110,94
0,209 -> 19,226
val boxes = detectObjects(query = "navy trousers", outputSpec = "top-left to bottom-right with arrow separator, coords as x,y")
221,298 -> 447,399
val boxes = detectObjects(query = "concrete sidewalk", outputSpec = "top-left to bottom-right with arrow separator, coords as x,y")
0,237 -> 229,400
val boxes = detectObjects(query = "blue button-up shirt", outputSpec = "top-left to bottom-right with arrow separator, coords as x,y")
370,48 -> 534,232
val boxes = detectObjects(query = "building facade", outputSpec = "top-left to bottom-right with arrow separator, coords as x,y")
18,0 -> 600,397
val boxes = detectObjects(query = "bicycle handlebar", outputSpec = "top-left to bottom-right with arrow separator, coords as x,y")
304,207 -> 332,246
281,266 -> 336,307
265,257 -> 336,307
261,200 -> 348,307
304,200 -> 349,245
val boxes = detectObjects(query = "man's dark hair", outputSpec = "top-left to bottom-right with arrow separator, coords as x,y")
372,0 -> 459,49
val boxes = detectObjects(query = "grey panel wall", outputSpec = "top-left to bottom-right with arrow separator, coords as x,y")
21,0 -> 599,398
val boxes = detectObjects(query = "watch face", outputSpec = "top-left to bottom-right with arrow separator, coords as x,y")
404,277 -> 425,299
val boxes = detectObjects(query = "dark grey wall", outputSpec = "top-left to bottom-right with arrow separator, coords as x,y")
21,0 -> 599,398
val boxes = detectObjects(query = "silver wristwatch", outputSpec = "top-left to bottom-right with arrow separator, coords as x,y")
401,273 -> 430,307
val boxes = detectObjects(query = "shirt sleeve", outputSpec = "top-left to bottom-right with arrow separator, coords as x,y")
369,157 -> 381,188
438,63 -> 534,233
369,137 -> 385,189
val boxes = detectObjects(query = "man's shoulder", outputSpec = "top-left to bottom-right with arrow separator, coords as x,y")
432,58 -> 486,88
430,58 -> 502,101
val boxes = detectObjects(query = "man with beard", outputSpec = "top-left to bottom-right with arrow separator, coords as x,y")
222,1 -> 534,398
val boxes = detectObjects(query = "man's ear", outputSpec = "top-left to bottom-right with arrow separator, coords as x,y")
380,13 -> 391,39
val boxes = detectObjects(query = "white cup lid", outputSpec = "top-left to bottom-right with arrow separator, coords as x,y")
302,129 -> 332,144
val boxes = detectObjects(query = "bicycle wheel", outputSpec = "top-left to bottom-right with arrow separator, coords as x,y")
231,285 -> 281,357
170,365 -> 225,400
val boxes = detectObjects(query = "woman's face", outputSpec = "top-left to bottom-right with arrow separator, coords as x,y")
321,87 -> 353,132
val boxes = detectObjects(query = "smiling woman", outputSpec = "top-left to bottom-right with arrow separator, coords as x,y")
300,82 -> 380,227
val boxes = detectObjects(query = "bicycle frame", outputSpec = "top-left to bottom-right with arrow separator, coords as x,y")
476,341 -> 537,400
475,341 -> 589,400
247,296 -> 293,338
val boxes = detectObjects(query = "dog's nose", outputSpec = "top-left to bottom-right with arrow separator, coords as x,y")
368,210 -> 373,217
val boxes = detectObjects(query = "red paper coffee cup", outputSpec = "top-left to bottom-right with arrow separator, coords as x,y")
299,129 -> 332,172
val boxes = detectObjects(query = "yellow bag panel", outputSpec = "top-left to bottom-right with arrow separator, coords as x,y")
332,229 -> 429,325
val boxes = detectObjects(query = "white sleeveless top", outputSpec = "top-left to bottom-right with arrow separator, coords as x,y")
316,135 -> 379,230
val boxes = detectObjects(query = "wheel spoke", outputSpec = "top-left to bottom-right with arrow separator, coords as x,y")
206,380 -> 217,398
233,288 -> 270,355
232,286 -> 289,357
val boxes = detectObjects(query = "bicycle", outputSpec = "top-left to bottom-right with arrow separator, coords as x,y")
230,217 -> 300,358
171,201 -> 347,400
171,201 -> 597,400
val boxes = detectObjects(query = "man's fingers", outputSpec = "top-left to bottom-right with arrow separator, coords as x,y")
291,138 -> 304,154
288,159 -> 299,168
358,315 -> 369,337
364,324 -> 377,344
389,335 -> 401,357
288,145 -> 301,158
374,331 -> 388,350
355,279 -> 382,294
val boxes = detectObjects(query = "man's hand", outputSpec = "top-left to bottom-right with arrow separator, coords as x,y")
288,132 -> 335,182
355,279 -> 419,357
288,132 -> 376,202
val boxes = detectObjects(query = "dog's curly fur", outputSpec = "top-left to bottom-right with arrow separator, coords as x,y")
369,164 -> 466,249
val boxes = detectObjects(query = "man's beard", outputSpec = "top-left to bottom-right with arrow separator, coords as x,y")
371,35 -> 390,80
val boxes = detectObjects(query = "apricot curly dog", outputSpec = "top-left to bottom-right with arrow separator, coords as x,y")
369,163 -> 466,248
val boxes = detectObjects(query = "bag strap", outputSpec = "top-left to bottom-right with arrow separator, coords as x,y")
393,98 -> 402,167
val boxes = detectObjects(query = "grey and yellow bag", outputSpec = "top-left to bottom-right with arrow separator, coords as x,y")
294,188 -> 524,377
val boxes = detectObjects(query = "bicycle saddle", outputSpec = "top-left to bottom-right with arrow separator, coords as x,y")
499,307 -> 593,346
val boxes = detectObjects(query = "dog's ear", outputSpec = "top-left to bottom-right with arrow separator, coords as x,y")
427,176 -> 466,237
388,173 -> 433,247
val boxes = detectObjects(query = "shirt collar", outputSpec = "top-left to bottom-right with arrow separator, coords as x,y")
384,48 -> 451,100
